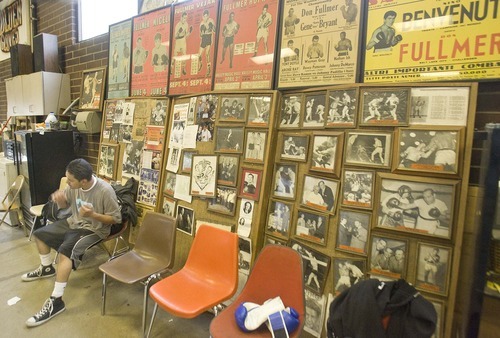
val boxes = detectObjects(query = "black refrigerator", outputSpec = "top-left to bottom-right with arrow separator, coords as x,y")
14,130 -> 75,218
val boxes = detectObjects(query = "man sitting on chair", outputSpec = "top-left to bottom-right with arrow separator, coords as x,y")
22,158 -> 122,327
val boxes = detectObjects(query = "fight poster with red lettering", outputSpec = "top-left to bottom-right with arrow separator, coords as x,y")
169,0 -> 219,95
214,0 -> 279,90
364,0 -> 500,83
130,7 -> 171,97
277,0 -> 362,88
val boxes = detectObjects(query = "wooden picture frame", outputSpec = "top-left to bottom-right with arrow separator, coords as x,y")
344,130 -> 392,169
190,155 -> 217,198
430,300 -> 446,338
239,167 -> 263,201
333,258 -> 366,295
217,154 -> 239,186
294,208 -> 329,245
290,240 -> 330,295
326,87 -> 358,128
302,91 -> 327,128
415,243 -> 452,296
208,185 -> 237,216
161,196 -> 176,217
310,132 -> 344,176
359,88 -> 410,126
176,205 -> 194,236
79,66 -> 107,111
335,208 -> 371,256
369,234 -> 408,280
279,94 -> 303,129
272,162 -> 298,200
180,150 -> 197,174
247,95 -> 272,127
264,235 -> 288,246
218,95 -> 248,122
394,127 -> 463,176
244,130 -> 267,163
340,169 -> 375,210
279,133 -> 309,162
375,173 -> 458,240
163,171 -> 176,197
300,174 -> 339,214
107,19 -> 132,99
266,199 -> 294,240
215,126 -> 245,153
98,143 -> 119,180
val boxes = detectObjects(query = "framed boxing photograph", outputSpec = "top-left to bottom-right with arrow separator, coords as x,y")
300,174 -> 339,215
393,127 -> 464,176
176,205 -> 195,236
302,91 -> 328,128
335,209 -> 371,256
239,167 -> 263,201
332,258 -> 366,295
79,66 -> 107,111
217,154 -> 239,186
415,243 -> 452,296
294,208 -> 329,245
264,235 -> 288,246
326,87 -> 358,128
244,130 -> 267,163
344,130 -> 392,169
272,162 -> 298,200
163,171 -> 177,197
266,199 -> 294,240
247,95 -> 272,128
340,169 -> 375,210
374,173 -> 459,240
218,95 -> 248,122
215,126 -> 245,153
279,94 -> 303,129
309,132 -> 344,176
369,234 -> 408,280
430,300 -> 446,338
280,133 -> 309,162
190,155 -> 217,197
208,185 -> 237,216
180,150 -> 198,174
290,240 -> 331,295
359,88 -> 410,126
98,143 -> 119,180
161,196 -> 176,217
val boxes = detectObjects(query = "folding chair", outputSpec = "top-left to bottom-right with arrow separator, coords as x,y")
0,175 -> 26,233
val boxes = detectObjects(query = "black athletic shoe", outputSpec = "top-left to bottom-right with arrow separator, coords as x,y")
21,265 -> 56,282
26,297 -> 66,327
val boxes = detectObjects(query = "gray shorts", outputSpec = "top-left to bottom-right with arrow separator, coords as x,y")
33,219 -> 102,269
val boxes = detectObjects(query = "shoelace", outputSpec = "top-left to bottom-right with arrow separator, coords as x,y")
29,266 -> 43,277
34,298 -> 53,319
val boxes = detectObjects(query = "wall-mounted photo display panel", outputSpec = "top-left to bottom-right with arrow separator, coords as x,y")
169,0 -> 220,94
359,88 -> 410,126
344,130 -> 392,169
375,173 -> 459,240
310,131 -> 344,177
107,19 -> 132,99
363,0 -> 500,83
279,94 -> 303,129
369,234 -> 408,280
326,87 -> 359,128
277,0 -> 362,88
214,0 -> 279,90
130,6 -> 171,96
415,243 -> 452,296
335,208 -> 371,256
266,199 -> 294,240
290,240 -> 331,295
394,127 -> 464,176
340,168 -> 375,210
333,257 -> 366,295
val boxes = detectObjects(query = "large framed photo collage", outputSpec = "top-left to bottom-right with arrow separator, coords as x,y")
266,83 -> 476,338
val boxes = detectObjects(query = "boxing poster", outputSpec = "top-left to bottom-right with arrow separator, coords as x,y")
277,0 -> 362,88
214,0 -> 279,90
364,0 -> 500,83
130,7 -> 171,96
169,0 -> 219,95
107,19 -> 132,99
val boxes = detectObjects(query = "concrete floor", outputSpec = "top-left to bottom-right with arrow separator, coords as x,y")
0,224 -> 213,338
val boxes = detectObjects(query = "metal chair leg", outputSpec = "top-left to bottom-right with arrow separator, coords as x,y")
101,273 -> 107,315
145,303 -> 158,338
28,216 -> 37,241
142,274 -> 159,335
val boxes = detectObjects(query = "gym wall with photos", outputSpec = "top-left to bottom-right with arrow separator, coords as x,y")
265,82 -> 477,338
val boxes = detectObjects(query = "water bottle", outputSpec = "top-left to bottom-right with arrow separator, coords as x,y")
45,112 -> 58,130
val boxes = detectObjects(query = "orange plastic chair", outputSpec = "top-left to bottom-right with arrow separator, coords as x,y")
99,212 -> 176,335
146,224 -> 238,337
210,244 -> 305,338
